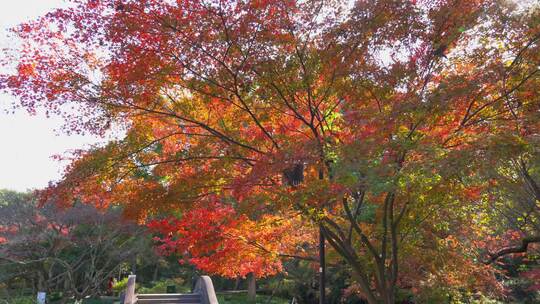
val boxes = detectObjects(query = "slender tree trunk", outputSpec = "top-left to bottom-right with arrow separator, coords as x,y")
247,273 -> 256,302
131,255 -> 137,274
234,277 -> 241,290
38,271 -> 45,291
152,265 -> 159,282
350,269 -> 379,304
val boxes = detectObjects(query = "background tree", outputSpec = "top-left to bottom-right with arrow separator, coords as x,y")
0,190 -> 147,301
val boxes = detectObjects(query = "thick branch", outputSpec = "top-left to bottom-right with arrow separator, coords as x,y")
484,235 -> 540,264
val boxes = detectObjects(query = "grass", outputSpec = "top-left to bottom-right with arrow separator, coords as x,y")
0,297 -> 34,304
217,293 -> 289,304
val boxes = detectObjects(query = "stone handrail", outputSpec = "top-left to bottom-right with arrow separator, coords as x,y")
193,276 -> 219,304
122,274 -> 218,304
123,274 -> 137,304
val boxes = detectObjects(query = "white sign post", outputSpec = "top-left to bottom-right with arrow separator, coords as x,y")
37,292 -> 46,304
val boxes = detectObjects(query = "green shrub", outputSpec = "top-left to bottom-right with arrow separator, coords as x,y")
48,292 -> 63,302
413,286 -> 454,303
112,277 -> 129,293
0,296 -> 35,304
80,298 -> 115,304
217,293 -> 288,304
137,278 -> 189,294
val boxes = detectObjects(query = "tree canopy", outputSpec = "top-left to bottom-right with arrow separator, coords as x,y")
2,0 -> 540,302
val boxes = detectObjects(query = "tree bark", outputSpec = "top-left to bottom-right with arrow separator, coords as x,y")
485,235 -> 540,264
152,264 -> 159,282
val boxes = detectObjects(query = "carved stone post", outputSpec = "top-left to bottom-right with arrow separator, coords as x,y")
124,275 -> 136,304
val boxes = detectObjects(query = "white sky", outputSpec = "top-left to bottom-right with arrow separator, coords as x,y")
0,1 -> 105,192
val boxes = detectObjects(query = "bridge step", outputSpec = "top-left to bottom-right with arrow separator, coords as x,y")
136,293 -> 201,304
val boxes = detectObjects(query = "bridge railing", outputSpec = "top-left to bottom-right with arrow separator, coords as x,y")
194,276 -> 219,304
123,274 -> 137,304
122,274 -> 218,304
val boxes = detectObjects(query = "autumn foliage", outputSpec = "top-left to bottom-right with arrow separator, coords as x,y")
148,202 -> 314,279
2,0 -> 540,302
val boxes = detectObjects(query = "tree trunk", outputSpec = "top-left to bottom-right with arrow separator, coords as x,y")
131,255 -> 137,274
152,264 -> 159,282
37,271 -> 45,291
234,277 -> 241,290
63,275 -> 70,292
247,273 -> 256,302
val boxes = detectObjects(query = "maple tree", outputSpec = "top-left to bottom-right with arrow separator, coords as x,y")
147,202 -> 315,301
2,0 -> 540,302
148,204 -> 314,279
